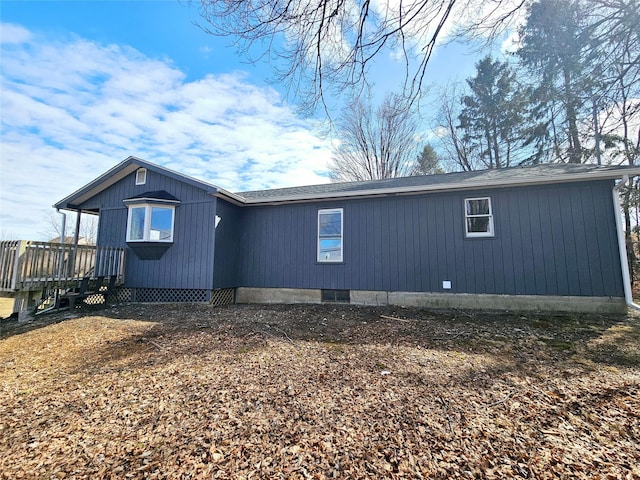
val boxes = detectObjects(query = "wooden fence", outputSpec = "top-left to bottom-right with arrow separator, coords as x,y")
0,241 -> 125,292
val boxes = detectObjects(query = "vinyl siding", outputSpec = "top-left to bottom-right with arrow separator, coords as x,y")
213,200 -> 241,288
237,180 -> 624,297
84,169 -> 623,297
86,169 -> 217,289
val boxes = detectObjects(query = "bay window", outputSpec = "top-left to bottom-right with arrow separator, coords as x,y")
126,204 -> 175,242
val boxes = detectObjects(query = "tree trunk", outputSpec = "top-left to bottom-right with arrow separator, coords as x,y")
563,67 -> 582,163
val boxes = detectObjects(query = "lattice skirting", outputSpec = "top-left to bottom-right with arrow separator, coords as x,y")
81,288 -> 132,306
84,293 -> 108,306
105,288 -> 133,304
79,287 -> 236,306
210,288 -> 235,306
131,288 -> 210,303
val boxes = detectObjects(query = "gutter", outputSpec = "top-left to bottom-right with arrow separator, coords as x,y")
612,175 -> 640,311
212,188 -> 246,206
55,209 -> 67,287
239,168 -> 640,206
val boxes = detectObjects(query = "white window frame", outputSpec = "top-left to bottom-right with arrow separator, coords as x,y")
126,203 -> 175,242
464,197 -> 494,238
135,168 -> 147,185
317,208 -> 343,262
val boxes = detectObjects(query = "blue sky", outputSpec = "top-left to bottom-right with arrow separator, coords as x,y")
0,0 -> 484,240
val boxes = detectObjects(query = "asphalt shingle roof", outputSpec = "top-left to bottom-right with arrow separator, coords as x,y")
236,163 -> 639,202
55,155 -> 640,210
124,190 -> 181,202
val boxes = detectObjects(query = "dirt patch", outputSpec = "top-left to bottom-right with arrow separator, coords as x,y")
0,298 -> 14,319
1,303 -> 639,479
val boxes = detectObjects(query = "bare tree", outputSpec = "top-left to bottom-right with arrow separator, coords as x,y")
80,215 -> 99,245
39,212 -> 98,244
329,93 -> 422,181
0,229 -> 18,241
196,0 -> 533,112
196,0 -> 638,116
40,212 -> 70,243
435,84 -> 477,171
587,0 -> 640,166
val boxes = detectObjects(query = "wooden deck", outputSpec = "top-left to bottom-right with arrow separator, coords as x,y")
0,241 -> 125,292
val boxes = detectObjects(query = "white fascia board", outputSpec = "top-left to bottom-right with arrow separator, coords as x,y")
55,156 -> 221,209
54,163 -> 139,210
212,189 -> 247,206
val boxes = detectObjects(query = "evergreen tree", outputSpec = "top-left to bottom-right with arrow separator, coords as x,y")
517,0 -> 596,163
457,56 -> 527,169
414,144 -> 444,175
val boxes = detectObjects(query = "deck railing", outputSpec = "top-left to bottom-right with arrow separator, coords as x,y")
0,240 -> 125,292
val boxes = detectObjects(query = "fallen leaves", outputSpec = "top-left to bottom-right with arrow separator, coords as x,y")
0,303 -> 639,479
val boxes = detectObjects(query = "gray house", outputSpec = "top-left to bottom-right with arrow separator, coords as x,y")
54,156 -> 640,313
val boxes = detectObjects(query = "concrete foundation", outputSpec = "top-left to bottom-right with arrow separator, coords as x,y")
236,287 -> 321,304
350,290 -> 390,306
386,291 -> 626,314
236,287 -> 627,314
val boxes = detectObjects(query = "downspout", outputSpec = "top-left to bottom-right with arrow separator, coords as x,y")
57,209 -> 67,244
69,210 -> 82,279
612,175 -> 640,310
56,208 -> 67,276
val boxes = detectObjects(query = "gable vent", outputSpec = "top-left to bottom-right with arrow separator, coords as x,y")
135,168 -> 147,185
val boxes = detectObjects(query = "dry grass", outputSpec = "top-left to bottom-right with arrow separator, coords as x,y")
1,303 -> 639,479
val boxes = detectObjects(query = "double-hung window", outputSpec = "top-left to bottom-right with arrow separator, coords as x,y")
126,204 -> 175,242
464,197 -> 494,238
318,208 -> 343,262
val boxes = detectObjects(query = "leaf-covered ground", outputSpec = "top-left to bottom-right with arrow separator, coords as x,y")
1,303 -> 639,479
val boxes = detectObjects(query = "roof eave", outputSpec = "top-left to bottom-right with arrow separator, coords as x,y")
54,156 -> 220,209
54,157 -> 139,210
212,189 -> 247,206
242,169 -> 640,205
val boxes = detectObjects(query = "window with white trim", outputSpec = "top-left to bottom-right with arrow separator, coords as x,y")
318,208 -> 343,262
465,197 -> 494,237
135,168 -> 147,185
126,204 -> 175,242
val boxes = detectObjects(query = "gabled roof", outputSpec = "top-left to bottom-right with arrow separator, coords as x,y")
238,163 -> 640,204
55,156 -> 640,211
54,156 -> 243,210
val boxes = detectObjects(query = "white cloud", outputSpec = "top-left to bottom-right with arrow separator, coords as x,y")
0,23 -> 332,240
500,30 -> 521,54
369,0 -> 528,61
0,23 -> 32,44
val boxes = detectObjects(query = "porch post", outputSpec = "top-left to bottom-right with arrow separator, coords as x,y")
10,240 -> 25,290
73,211 -> 81,246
